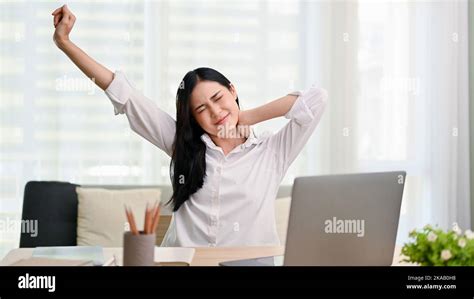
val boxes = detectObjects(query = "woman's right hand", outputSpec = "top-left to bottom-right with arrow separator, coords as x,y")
52,4 -> 76,48
50,4 -> 113,90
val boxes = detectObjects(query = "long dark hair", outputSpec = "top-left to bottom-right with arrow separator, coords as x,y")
167,67 -> 239,212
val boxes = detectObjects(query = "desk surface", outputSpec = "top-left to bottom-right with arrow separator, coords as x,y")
1,246 -> 410,266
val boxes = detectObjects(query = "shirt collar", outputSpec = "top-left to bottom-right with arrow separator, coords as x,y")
200,126 -> 268,151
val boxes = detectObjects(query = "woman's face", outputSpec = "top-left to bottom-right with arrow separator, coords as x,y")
190,80 -> 239,137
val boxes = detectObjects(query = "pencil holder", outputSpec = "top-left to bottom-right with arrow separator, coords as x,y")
123,231 -> 155,266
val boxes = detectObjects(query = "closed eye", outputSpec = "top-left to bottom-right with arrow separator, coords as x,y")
197,96 -> 222,113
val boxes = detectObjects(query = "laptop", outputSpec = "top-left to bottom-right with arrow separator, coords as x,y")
219,171 -> 406,266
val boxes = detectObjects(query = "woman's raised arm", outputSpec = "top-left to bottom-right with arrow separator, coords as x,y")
52,4 -> 113,90
51,4 -> 176,157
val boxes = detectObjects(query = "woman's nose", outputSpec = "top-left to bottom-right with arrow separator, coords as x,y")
209,102 -> 221,118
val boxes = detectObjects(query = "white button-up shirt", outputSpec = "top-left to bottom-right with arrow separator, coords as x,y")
105,71 -> 328,247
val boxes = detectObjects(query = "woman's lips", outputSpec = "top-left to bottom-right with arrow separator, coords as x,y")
215,113 -> 229,125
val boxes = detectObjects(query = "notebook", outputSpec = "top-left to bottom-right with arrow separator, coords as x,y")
112,247 -> 195,266
154,247 -> 195,266
9,257 -> 94,266
32,246 -> 105,266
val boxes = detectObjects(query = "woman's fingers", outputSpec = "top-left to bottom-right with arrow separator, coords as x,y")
54,10 -> 75,28
52,5 -> 67,27
53,12 -> 62,27
51,6 -> 63,16
52,4 -> 76,44
69,14 -> 76,27
63,4 -> 73,17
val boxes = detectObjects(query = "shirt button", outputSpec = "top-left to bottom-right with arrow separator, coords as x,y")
240,145 -> 245,149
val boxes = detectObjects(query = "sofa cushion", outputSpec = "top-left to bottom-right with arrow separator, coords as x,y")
76,187 -> 161,247
20,181 -> 80,247
275,197 -> 292,245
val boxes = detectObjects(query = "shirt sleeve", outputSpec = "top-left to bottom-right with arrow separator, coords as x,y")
266,84 -> 328,175
104,71 -> 176,157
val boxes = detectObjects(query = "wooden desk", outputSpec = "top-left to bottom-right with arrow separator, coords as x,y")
191,246 -> 285,266
0,246 -> 410,266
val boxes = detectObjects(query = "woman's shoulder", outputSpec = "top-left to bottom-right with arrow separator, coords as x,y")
255,130 -> 273,141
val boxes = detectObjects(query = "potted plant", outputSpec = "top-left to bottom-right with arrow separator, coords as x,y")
401,223 -> 474,266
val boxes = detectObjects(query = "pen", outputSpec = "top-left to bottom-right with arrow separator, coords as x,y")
103,256 -> 115,266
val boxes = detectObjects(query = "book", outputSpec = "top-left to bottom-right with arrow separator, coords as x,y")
154,247 -> 195,266
32,246 -> 105,266
113,247 -> 195,266
9,257 -> 94,266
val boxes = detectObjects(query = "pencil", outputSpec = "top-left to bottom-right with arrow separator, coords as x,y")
149,201 -> 158,233
124,205 -> 133,233
151,202 -> 161,234
125,205 -> 138,235
144,203 -> 150,234
148,204 -> 154,234
148,202 -> 157,234
129,207 -> 139,235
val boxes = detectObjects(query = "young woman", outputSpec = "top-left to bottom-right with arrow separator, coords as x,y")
52,5 -> 328,247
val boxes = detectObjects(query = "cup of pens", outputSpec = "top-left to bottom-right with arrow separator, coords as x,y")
123,201 -> 161,266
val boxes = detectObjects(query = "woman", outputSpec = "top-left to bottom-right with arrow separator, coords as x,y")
52,5 -> 328,247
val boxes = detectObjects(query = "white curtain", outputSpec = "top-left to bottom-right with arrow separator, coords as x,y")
0,0 -> 470,258
297,0 -> 470,243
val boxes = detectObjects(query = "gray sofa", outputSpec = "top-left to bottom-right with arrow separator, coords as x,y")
19,181 -> 292,248
81,184 -> 292,216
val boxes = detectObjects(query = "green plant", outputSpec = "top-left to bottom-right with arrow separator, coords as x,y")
401,224 -> 474,266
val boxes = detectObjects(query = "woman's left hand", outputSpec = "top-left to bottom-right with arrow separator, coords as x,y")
237,110 -> 253,126
236,110 -> 253,138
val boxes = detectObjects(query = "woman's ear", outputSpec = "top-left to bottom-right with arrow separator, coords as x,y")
229,83 -> 237,99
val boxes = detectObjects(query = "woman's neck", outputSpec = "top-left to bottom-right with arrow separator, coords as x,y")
210,135 -> 247,156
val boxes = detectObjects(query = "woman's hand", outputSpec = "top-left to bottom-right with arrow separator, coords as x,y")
237,110 -> 254,127
49,4 -> 113,90
52,4 -> 76,48
235,110 -> 254,138
238,95 -> 298,128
